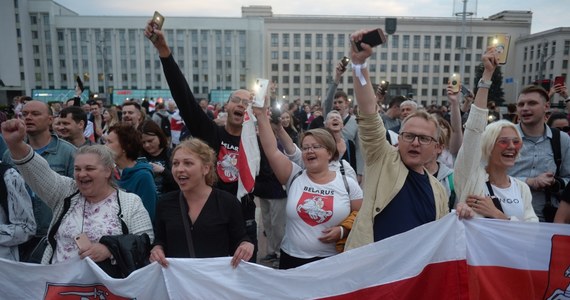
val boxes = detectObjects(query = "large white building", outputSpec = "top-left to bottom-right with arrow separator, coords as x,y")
1,0 -> 569,106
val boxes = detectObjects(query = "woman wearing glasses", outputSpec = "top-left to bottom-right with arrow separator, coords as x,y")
454,48 -> 537,222
254,106 -> 363,269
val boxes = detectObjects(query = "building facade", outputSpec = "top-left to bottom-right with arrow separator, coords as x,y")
1,0 -> 569,106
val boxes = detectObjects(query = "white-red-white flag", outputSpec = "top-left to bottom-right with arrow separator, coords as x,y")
1,215 -> 569,299
236,105 -> 260,199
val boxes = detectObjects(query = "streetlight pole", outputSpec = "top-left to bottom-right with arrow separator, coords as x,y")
96,40 -> 108,98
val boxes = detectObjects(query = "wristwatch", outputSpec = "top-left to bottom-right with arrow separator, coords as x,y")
478,78 -> 492,89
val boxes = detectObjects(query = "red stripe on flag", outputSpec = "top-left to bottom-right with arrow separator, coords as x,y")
320,260 -> 469,300
237,140 -> 255,192
468,266 -> 547,299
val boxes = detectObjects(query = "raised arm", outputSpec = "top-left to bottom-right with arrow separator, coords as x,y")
323,61 -> 347,116
145,21 -> 219,148
349,30 -> 376,115
446,87 -> 463,156
472,48 -> 497,110
253,107 -> 293,185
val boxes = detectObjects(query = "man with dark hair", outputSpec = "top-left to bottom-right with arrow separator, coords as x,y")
152,102 -> 172,143
87,100 -> 104,142
509,85 -> 570,222
381,96 -> 405,130
58,106 -> 92,147
122,101 -> 144,129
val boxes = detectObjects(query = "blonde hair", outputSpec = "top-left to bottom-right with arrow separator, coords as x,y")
172,138 -> 218,186
480,120 -> 522,165
401,111 -> 441,141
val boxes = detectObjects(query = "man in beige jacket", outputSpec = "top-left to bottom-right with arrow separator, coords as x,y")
345,30 -> 472,250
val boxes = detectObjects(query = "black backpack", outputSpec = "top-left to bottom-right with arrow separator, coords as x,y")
158,114 -> 172,137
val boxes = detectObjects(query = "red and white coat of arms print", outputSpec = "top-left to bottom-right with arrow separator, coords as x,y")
296,192 -> 334,226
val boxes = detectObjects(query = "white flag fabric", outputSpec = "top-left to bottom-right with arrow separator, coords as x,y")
236,104 -> 260,199
1,214 -> 568,299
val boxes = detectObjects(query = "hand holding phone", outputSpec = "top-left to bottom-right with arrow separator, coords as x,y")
148,11 -> 165,43
554,76 -> 566,87
492,35 -> 510,65
378,80 -> 389,95
449,74 -> 461,93
253,78 -> 269,108
75,233 -> 92,251
353,29 -> 387,52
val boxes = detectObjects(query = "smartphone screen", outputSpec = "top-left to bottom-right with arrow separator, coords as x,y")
149,11 -> 165,42
461,85 -> 471,96
492,35 -> 510,65
449,74 -> 461,93
354,29 -> 386,51
555,76 -> 566,86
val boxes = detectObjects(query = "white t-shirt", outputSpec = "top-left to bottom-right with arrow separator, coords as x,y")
281,164 -> 363,259
485,177 -> 524,220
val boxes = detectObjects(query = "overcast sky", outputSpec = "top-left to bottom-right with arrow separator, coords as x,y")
53,0 -> 564,34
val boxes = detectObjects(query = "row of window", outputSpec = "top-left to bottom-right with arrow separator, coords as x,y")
270,33 -> 486,50
270,63 -> 470,74
270,50 -> 478,62
523,40 -> 570,60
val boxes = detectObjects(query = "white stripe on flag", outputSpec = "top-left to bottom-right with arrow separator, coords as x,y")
465,218 -> 570,270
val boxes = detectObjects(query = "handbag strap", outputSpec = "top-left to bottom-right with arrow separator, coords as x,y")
179,192 -> 196,258
485,181 -> 504,214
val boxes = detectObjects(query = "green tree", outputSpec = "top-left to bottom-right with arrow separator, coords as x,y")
474,63 -> 505,106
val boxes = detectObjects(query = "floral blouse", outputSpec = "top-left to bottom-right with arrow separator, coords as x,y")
53,192 -> 122,264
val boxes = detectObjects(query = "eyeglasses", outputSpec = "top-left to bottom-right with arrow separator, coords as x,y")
555,126 -> 570,133
301,144 -> 325,152
399,132 -> 437,145
496,137 -> 522,149
229,96 -> 252,106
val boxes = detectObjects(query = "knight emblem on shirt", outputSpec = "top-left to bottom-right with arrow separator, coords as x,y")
296,192 -> 334,226
217,149 -> 239,183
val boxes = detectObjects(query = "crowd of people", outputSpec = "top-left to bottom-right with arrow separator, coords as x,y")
0,25 -> 569,279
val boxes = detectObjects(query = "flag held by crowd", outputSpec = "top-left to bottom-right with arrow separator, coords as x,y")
1,214 -> 568,299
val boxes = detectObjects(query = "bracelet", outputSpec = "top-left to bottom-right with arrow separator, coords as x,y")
477,78 -> 492,89
339,226 -> 345,240
351,62 -> 368,86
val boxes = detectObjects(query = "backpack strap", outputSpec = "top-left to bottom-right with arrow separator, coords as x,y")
545,127 -> 563,208
447,173 -> 456,211
116,189 -> 128,234
339,160 -> 351,195
0,162 -> 13,221
550,127 -> 562,177
343,115 -> 351,126
289,169 -> 304,186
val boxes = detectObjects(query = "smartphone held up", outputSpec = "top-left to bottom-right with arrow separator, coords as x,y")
353,28 -> 387,52
491,34 -> 510,65
449,74 -> 461,93
148,11 -> 165,42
